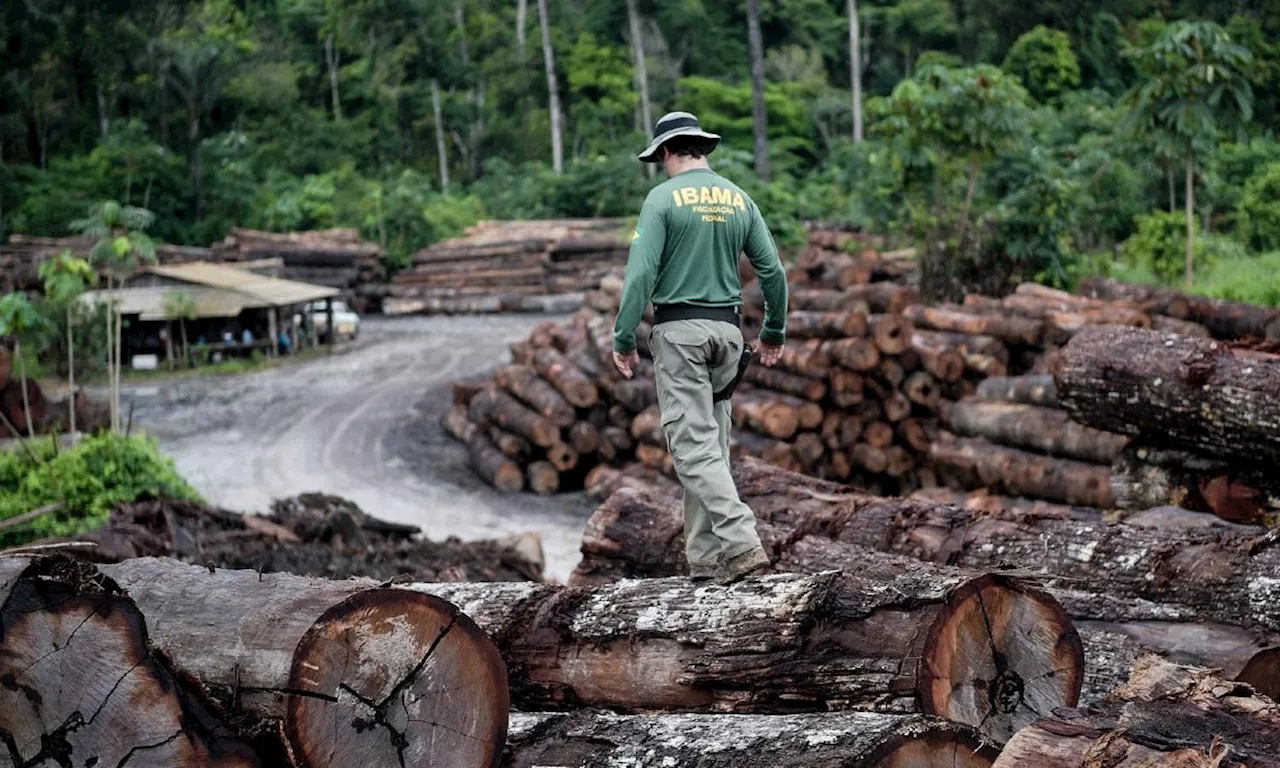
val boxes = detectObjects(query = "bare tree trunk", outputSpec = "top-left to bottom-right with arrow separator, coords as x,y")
16,341 -> 33,439
517,0 -> 528,58
96,85 -> 110,137
848,0 -> 863,142
455,2 -> 470,64
180,318 -> 189,369
165,321 -> 175,371
746,0 -> 770,180
626,0 -> 655,179
187,105 -> 203,220
1167,166 -> 1175,212
1185,157 -> 1195,287
537,0 -> 564,174
431,80 -> 450,192
957,156 -> 982,244
114,303 -> 123,432
325,32 -> 342,120
66,307 -> 75,435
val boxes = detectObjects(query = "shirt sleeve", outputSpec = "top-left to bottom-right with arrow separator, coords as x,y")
744,204 -> 788,346
613,194 -> 666,353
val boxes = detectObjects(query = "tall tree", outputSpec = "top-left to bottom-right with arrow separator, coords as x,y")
432,80 -> 450,192
0,294 -> 45,439
848,0 -> 863,142
1127,21 -> 1254,286
746,0 -> 769,180
517,0 -> 528,59
537,0 -> 564,174
39,251 -> 96,436
626,0 -> 655,176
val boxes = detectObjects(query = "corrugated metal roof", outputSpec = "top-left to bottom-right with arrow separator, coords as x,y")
145,262 -> 339,306
80,286 -> 249,320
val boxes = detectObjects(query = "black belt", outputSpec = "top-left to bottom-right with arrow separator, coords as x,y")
653,303 -> 741,327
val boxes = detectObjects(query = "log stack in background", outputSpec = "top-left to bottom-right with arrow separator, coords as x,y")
387,219 -> 629,316
211,227 -> 386,313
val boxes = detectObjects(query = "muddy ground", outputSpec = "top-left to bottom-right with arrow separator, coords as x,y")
126,315 -> 597,582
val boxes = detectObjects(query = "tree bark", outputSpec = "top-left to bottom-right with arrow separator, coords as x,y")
742,365 -> 827,400
930,432 -> 1113,507
0,557 -> 259,768
495,364 -> 575,427
945,398 -> 1129,465
532,346 -> 598,407
469,385 -> 560,448
96,558 -> 510,767
911,332 -> 966,382
787,310 -> 868,339
431,80 -> 449,192
1111,441 -> 1278,525
536,0 -> 564,174
527,460 -> 560,495
66,306 -> 75,435
516,0 -> 528,59
1054,326 -> 1280,464
16,341 -> 32,439
506,711 -> 997,768
994,657 -> 1280,768
442,404 -> 525,492
903,305 -> 1044,347
421,566 -> 1082,744
746,0 -> 770,181
1076,278 -> 1280,341
848,0 -> 863,142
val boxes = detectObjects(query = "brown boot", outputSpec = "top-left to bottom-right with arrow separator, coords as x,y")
688,562 -> 717,581
715,547 -> 770,585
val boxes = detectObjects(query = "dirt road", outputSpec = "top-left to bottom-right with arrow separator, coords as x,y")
127,315 -> 596,582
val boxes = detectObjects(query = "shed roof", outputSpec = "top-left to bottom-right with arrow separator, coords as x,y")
145,262 -> 339,306
79,286 -> 249,321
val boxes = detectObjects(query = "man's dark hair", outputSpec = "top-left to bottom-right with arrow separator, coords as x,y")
663,136 -> 716,159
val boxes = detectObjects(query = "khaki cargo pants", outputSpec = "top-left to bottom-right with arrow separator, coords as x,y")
650,319 -> 763,570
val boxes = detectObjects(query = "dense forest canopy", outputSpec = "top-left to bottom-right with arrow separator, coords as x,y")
3,0 -> 1279,299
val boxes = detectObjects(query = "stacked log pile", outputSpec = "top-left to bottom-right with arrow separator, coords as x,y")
0,234 -> 216,291
387,219 -> 629,316
212,228 -> 386,312
59,493 -> 545,582
571,458 -> 1280,704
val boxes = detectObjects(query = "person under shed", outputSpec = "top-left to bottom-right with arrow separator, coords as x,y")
612,111 -> 789,585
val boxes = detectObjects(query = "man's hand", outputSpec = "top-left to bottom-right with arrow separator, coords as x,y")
613,349 -> 640,379
755,339 -> 784,367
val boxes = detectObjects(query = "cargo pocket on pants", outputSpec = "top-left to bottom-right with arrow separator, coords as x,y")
659,404 -> 684,454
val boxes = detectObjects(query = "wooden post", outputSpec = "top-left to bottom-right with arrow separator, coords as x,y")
267,306 -> 279,360
325,297 -> 335,349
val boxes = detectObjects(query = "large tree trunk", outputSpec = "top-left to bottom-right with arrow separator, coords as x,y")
1110,441 -> 1278,525
848,0 -> 863,142
536,0 -> 564,174
506,711 -> 997,768
1054,326 -> 1280,464
746,0 -> 770,181
573,458 -> 1280,633
431,80 -> 449,192
994,656 -> 1280,768
422,566 -> 1083,744
1076,277 -> 1280,341
944,398 -> 1129,465
98,557 -> 510,767
0,557 -> 259,768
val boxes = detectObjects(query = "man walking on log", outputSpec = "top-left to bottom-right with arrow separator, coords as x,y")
613,111 -> 789,585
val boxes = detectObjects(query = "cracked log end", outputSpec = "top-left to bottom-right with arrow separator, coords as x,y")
1237,647 -> 1280,702
285,589 -> 508,768
918,574 -> 1084,745
0,556 -> 257,768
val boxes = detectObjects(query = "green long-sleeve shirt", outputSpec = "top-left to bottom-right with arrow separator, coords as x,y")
613,167 -> 788,353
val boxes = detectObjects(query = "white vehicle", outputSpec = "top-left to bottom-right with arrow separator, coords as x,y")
298,300 -> 360,340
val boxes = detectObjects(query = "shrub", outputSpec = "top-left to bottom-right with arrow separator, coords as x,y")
0,432 -> 201,546
1003,26 -> 1082,104
1118,211 -> 1217,284
1235,163 -> 1280,251
1194,251 -> 1280,307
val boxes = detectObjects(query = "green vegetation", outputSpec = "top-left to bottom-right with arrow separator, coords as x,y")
2,1 -> 1279,302
0,432 -> 201,547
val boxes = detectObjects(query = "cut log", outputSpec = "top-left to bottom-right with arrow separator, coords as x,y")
870,314 -> 912,355
851,443 -> 888,474
505,711 -> 998,768
0,557 -> 260,768
1111,441 -> 1278,524
544,441 -> 580,472
902,371 -> 941,408
912,329 -> 1010,365
742,365 -> 828,400
64,557 -> 509,767
443,405 -> 524,492
897,418 -> 935,453
1080,276 -> 1280,341
734,392 -> 800,439
875,356 -> 907,386
495,364 -> 576,428
793,432 -> 825,469
993,656 -> 1280,768
963,352 -> 1007,379
532,347 -> 599,408
776,339 -> 832,377
975,375 -> 1057,407
883,446 -> 915,477
470,386 -> 560,447
945,398 -> 1129,464
911,333 -> 966,382
527,461 -> 561,495
826,337 -> 880,371
930,433 -> 1113,507
903,306 -> 1044,347
843,283 -> 919,314
1054,326 -> 1280,464
567,421 -> 601,455
489,425 -> 534,462
787,310 -> 868,339
881,392 -> 912,423
420,565 -> 1082,743
635,443 -> 672,472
